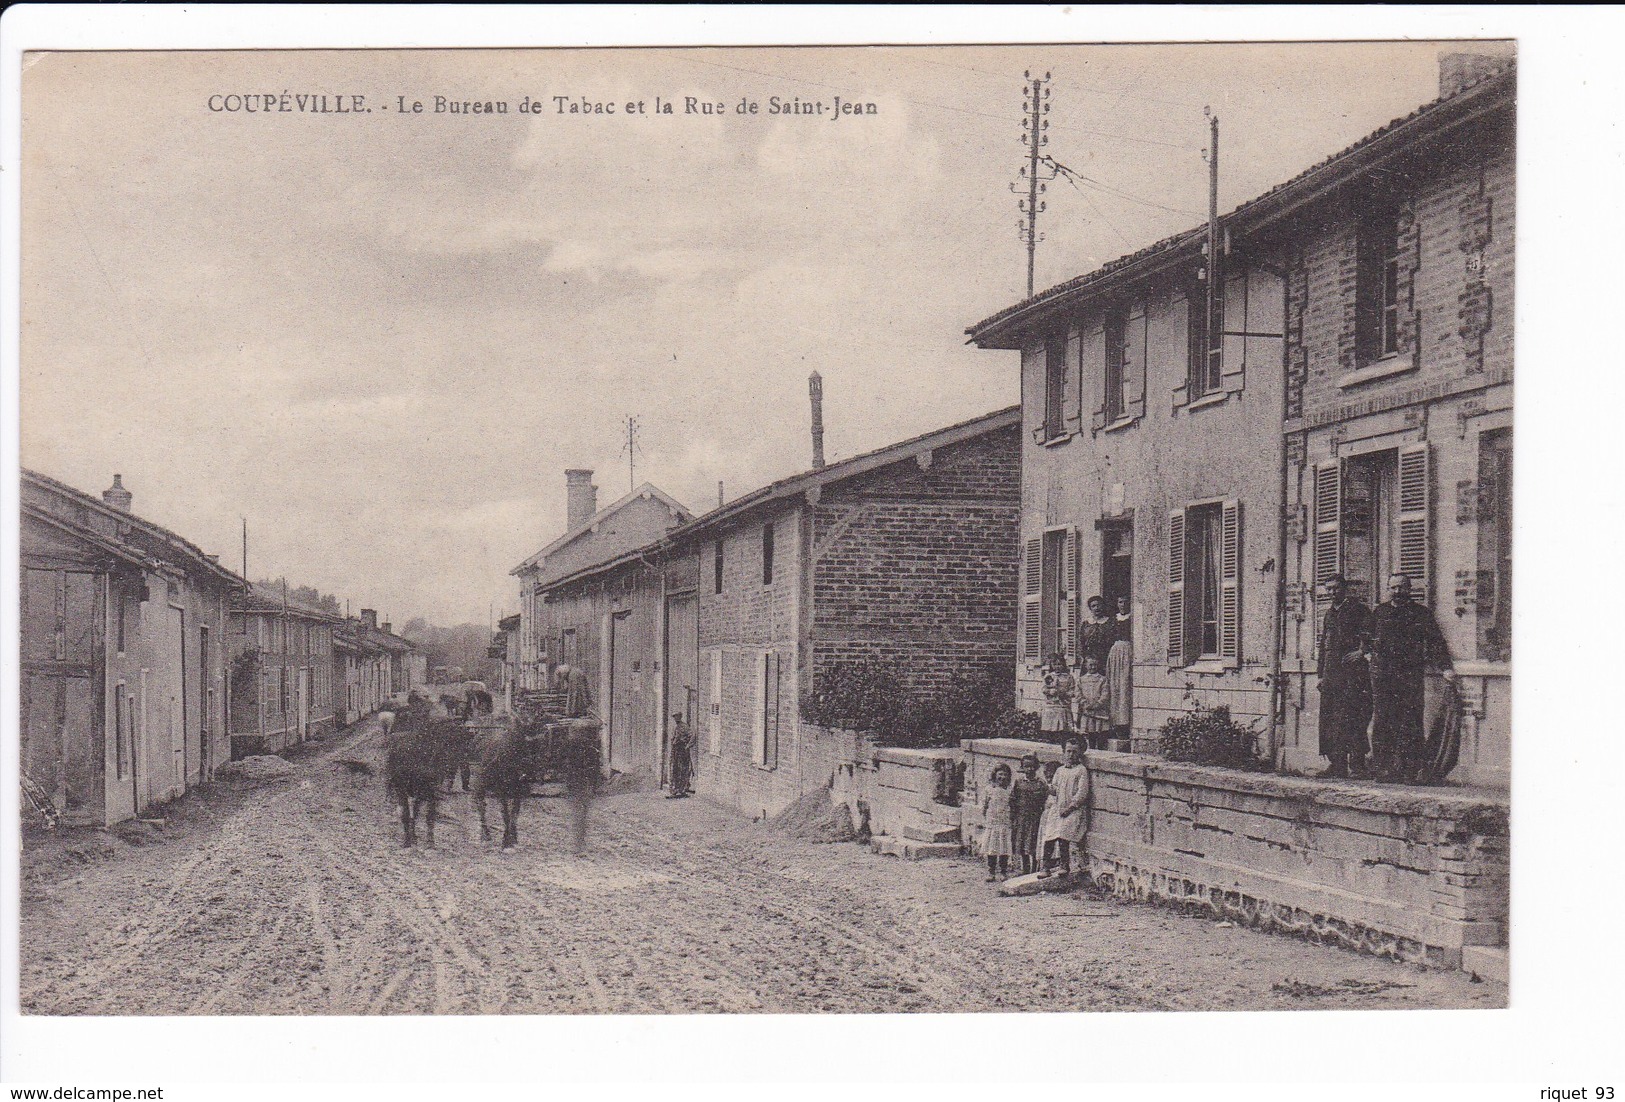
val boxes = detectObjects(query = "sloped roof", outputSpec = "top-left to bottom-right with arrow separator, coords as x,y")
20,467 -> 245,587
232,582 -> 344,621
967,63 -> 1514,348
511,481 -> 692,576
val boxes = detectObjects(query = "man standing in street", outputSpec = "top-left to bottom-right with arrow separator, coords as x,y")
1316,575 -> 1372,779
1368,573 -> 1456,784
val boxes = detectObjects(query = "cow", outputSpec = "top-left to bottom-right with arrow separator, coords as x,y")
472,725 -> 531,849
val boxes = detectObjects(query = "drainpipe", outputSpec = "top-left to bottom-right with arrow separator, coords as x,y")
1268,249 -> 1291,768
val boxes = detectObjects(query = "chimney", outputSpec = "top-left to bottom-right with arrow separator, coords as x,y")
361,608 -> 378,631
1438,46 -> 1513,98
808,372 -> 826,469
566,469 -> 598,529
102,473 -> 133,512
382,622 -> 392,635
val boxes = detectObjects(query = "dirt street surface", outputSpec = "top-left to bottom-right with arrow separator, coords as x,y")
19,718 -> 1504,1014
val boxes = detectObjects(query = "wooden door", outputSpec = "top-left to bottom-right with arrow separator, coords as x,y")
20,567 -> 104,824
608,610 -> 636,773
164,605 -> 187,799
662,592 -> 698,785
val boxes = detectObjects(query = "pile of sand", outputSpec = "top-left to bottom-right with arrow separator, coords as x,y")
768,788 -> 858,844
217,755 -> 297,783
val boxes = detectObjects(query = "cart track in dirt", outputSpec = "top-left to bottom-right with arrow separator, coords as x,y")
18,715 -> 1503,1015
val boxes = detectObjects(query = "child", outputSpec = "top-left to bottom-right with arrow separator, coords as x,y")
1075,655 -> 1111,751
980,763 -> 1015,882
1009,753 -> 1050,875
1040,652 -> 1075,735
1049,739 -> 1091,878
1036,760 -> 1062,874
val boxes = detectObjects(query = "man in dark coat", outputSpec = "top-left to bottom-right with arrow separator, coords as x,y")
1369,573 -> 1456,783
1316,575 -> 1372,779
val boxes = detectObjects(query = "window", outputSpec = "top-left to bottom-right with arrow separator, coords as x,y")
1167,501 -> 1239,667
713,537 -> 725,594
1188,278 -> 1221,398
761,523 -> 775,585
1104,309 -> 1127,423
1356,207 -> 1404,365
1476,429 -> 1512,662
1314,444 -> 1430,613
1042,329 -> 1068,439
1022,529 -> 1077,664
116,590 -> 128,654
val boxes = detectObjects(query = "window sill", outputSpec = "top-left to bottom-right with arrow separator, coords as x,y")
1337,355 -> 1415,390
1101,415 -> 1138,434
1039,431 -> 1077,448
1179,659 -> 1235,674
1185,392 -> 1229,413
1454,661 -> 1510,678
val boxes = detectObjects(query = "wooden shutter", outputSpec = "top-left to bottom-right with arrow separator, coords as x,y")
751,651 -> 768,766
1084,324 -> 1108,432
1221,274 -> 1248,393
1021,536 -> 1042,662
1063,528 -> 1078,663
1126,304 -> 1148,419
1312,460 -> 1343,595
1063,325 -> 1083,432
1397,443 -> 1431,603
707,650 -> 723,754
764,651 -> 780,769
1219,500 -> 1241,663
1167,509 -> 1186,666
1171,291 -> 1192,410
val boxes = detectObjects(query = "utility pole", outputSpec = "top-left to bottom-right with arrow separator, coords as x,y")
1012,70 -> 1056,298
1204,108 -> 1222,388
241,517 -> 248,580
620,414 -> 642,493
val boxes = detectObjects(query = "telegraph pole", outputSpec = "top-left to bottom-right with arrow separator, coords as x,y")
1012,70 -> 1056,297
620,415 -> 642,493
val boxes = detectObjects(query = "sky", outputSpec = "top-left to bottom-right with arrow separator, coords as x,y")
20,42 -> 1468,626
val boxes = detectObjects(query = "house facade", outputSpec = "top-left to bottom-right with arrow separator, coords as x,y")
20,470 -> 243,825
512,471 -> 693,692
227,585 -> 341,756
969,54 -> 1512,785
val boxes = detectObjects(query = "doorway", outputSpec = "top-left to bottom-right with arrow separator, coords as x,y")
1341,449 -> 1399,608
663,592 -> 698,787
1100,518 -> 1133,613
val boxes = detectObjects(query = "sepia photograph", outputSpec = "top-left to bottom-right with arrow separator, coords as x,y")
6,5 -> 1620,1093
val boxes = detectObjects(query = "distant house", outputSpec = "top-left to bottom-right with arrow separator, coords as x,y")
511,469 -> 694,694
226,584 -> 341,756
492,613 -> 521,710
20,470 -> 243,825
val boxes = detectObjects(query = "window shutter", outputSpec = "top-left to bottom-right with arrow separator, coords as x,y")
1221,274 -> 1247,393
1167,509 -> 1186,666
1312,459 -> 1343,596
1397,443 -> 1431,603
765,651 -> 780,769
1022,536 -> 1042,662
1084,324 -> 1107,432
1172,290 -> 1192,410
1063,326 -> 1083,432
1126,305 -> 1148,419
752,651 -> 768,766
1063,527 -> 1078,663
1219,500 -> 1241,663
707,650 -> 723,754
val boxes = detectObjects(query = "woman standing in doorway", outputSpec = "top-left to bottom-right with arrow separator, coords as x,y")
1105,597 -> 1134,749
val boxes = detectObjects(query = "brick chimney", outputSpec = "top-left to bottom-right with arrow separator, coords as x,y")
809,372 -> 826,469
566,469 -> 597,529
361,608 -> 378,631
102,473 -> 133,512
381,622 -> 392,635
1439,46 -> 1513,98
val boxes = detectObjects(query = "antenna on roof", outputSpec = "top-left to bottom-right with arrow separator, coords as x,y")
620,414 -> 642,493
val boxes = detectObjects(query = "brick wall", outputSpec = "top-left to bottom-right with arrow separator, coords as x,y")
809,425 -> 1021,698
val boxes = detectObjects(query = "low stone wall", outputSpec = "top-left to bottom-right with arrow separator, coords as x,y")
960,737 -> 1065,855
964,738 -> 1509,969
1087,751 -> 1508,967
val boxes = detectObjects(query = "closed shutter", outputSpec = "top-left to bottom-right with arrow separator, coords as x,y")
764,651 -> 780,769
1312,460 -> 1343,596
751,651 -> 767,766
707,650 -> 722,755
1063,528 -> 1078,663
1171,291 -> 1192,410
1021,536 -> 1042,662
1084,324 -> 1107,432
1397,443 -> 1431,603
1221,273 -> 1247,393
1063,326 -> 1082,432
1219,500 -> 1241,663
1126,304 -> 1148,419
1167,509 -> 1186,666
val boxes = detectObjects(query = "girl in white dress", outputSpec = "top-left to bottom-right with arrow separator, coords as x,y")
980,763 -> 1014,881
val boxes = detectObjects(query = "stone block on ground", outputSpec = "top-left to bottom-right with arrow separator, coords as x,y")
997,871 -> 1078,897
1461,945 -> 1509,984
902,823 -> 961,844
869,834 -> 962,860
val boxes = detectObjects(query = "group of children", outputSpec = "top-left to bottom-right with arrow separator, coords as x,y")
977,740 -> 1091,882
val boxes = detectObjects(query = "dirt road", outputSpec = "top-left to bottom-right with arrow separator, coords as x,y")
18,718 -> 1503,1014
